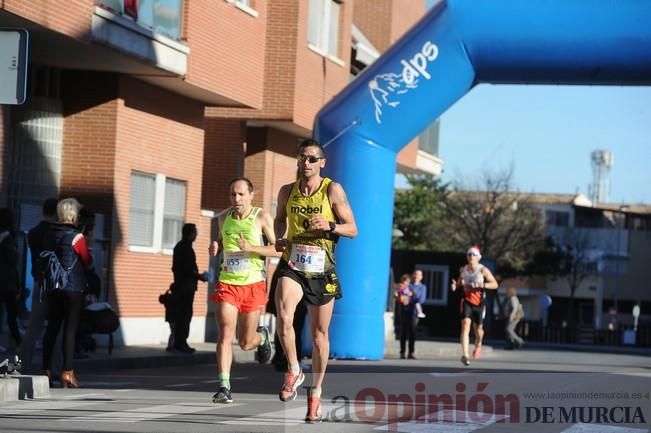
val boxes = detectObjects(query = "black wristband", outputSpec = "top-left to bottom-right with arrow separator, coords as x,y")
329,221 -> 336,232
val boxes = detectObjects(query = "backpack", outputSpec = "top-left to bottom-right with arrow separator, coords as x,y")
39,249 -> 77,292
514,303 -> 525,321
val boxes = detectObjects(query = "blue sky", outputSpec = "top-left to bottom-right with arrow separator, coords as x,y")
437,84 -> 651,204
416,0 -> 650,205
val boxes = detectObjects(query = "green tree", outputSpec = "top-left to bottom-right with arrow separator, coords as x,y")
392,174 -> 448,250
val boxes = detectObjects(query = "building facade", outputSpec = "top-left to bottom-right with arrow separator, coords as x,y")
531,194 -> 651,332
0,0 -> 436,346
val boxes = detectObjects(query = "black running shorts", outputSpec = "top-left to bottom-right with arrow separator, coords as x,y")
275,260 -> 342,306
461,299 -> 486,325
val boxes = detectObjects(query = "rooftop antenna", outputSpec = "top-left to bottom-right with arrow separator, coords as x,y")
588,149 -> 613,205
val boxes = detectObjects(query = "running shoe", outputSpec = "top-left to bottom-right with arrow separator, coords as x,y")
212,387 -> 233,404
472,345 -> 482,359
461,355 -> 470,366
305,393 -> 322,423
256,325 -> 272,364
278,369 -> 305,402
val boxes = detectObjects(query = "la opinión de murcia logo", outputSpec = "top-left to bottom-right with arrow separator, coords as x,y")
369,41 -> 439,124
306,381 -> 648,426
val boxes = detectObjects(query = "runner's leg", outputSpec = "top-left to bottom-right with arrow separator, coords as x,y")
275,277 -> 303,367
215,303 -> 238,383
308,300 -> 335,391
460,317 -> 472,359
236,310 -> 262,350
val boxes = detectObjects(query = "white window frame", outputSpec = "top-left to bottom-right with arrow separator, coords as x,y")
307,0 -> 343,63
225,0 -> 258,17
128,171 -> 186,255
417,264 -> 449,306
162,177 -> 187,250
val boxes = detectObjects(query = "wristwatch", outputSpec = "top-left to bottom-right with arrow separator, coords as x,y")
328,221 -> 336,232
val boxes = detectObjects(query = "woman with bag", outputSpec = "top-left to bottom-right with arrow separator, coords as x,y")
41,198 -> 93,388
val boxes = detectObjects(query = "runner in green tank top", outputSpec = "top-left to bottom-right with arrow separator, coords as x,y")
208,178 -> 280,404
273,139 -> 358,423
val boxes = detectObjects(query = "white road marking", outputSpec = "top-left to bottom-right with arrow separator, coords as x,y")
75,381 -> 134,387
0,400 -> 101,413
373,410 -> 506,433
58,393 -> 105,400
612,371 -> 651,378
64,403 -> 239,423
561,423 -> 649,433
220,405 -> 305,426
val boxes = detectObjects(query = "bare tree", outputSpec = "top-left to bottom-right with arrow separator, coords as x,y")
436,167 -> 546,278
539,228 -> 596,326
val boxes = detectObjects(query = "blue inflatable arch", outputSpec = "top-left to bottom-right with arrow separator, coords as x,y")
314,0 -> 651,359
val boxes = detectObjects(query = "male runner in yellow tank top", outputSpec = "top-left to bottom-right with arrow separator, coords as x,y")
273,139 -> 358,423
208,178 -> 280,404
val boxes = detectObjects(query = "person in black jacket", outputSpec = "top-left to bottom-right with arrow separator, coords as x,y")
20,198 -> 58,372
171,223 -> 207,353
0,208 -> 22,352
41,198 -> 94,388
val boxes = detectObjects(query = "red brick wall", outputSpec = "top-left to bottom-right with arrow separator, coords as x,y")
3,0 -> 92,39
353,0 -> 393,52
202,118 -> 245,211
185,0 -> 267,109
207,0 -> 353,126
205,0 -> 299,120
60,71 -> 118,217
354,0 -> 425,51
389,0 -> 425,44
110,76 -> 208,318
262,1 -> 300,119
293,0 -> 353,130
245,128 -> 299,213
397,139 -> 420,167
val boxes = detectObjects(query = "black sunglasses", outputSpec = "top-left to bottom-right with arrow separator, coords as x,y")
297,154 -> 324,163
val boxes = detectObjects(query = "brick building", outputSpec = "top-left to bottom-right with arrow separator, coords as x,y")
0,0 -> 436,346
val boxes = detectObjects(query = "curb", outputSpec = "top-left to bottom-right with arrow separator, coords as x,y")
73,344 -> 256,373
0,375 -> 50,401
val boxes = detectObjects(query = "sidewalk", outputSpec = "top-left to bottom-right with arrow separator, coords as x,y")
3,338 -> 651,401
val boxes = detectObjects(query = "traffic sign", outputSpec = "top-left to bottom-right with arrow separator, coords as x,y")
0,29 -> 29,105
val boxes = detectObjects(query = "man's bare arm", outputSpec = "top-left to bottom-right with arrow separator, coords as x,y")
209,211 -> 227,256
239,210 -> 281,257
327,181 -> 358,239
273,184 -> 292,252
482,267 -> 498,290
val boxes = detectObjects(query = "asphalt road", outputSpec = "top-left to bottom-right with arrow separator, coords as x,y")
1,347 -> 650,433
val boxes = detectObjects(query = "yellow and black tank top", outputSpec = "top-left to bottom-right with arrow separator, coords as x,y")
219,207 -> 265,285
284,177 -> 337,276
